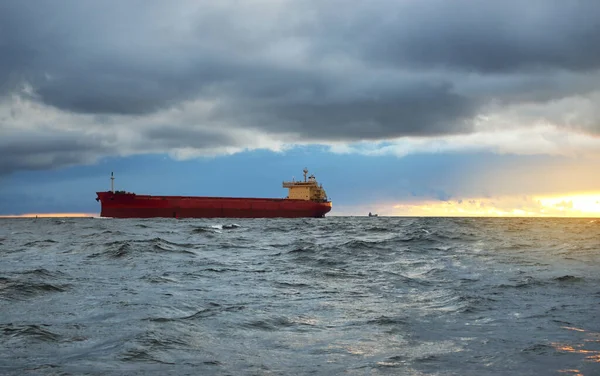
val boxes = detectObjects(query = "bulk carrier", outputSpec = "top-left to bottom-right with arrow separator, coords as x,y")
95,168 -> 332,218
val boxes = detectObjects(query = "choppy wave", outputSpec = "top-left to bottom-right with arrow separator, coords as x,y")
87,238 -> 197,259
0,216 -> 599,375
2,324 -> 63,342
0,267 -> 71,302
0,279 -> 69,301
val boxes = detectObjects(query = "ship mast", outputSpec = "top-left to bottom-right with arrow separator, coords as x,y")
303,167 -> 308,182
111,172 -> 115,193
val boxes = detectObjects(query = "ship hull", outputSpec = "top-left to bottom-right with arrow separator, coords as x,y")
96,192 -> 332,219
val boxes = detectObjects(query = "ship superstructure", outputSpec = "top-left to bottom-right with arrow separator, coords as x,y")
282,168 -> 329,202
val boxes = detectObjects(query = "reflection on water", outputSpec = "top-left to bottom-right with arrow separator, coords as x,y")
558,370 -> 583,376
554,326 -> 600,375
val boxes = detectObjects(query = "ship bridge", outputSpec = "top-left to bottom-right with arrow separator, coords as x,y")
282,168 -> 329,202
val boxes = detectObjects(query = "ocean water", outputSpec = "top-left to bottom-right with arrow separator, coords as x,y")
0,217 -> 599,375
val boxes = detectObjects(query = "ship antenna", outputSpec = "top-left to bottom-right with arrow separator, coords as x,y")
111,172 -> 115,193
303,167 -> 308,182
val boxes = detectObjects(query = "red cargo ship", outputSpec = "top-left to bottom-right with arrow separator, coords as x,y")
95,168 -> 332,218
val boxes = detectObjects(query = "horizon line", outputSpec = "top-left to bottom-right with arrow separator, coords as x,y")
0,213 -> 598,219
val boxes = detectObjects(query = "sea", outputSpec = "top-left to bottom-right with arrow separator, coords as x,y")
0,216 -> 599,375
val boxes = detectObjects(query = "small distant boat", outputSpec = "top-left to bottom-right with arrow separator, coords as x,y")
368,212 -> 378,217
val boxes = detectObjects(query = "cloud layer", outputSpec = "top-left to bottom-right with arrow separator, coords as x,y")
2,0 -> 600,174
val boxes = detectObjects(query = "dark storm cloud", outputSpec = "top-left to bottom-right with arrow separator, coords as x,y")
223,79 -> 476,140
0,1 -> 228,114
3,0 -> 599,119
0,132 -> 113,174
2,0 -> 600,174
0,125 -> 248,175
317,0 -> 600,74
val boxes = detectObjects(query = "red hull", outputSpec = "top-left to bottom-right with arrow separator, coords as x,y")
95,192 -> 332,218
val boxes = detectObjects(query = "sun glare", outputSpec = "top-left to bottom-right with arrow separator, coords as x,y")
384,192 -> 600,217
535,193 -> 600,215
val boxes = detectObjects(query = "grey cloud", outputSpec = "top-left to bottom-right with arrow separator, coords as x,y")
3,1 -> 599,115
1,0 -> 600,174
142,126 -> 241,149
226,80 -> 476,140
0,131 -> 115,175
309,0 -> 600,74
0,127 -> 239,175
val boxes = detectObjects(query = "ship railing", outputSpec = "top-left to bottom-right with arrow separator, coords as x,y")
282,181 -> 319,187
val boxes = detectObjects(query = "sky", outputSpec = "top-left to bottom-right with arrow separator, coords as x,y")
1,0 -> 600,217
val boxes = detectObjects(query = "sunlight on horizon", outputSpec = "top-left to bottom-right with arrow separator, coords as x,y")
0,213 -> 98,218
536,193 -> 600,215
383,192 -> 600,218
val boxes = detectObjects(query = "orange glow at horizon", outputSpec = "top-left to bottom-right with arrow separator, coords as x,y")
0,213 -> 98,218
363,192 -> 600,218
